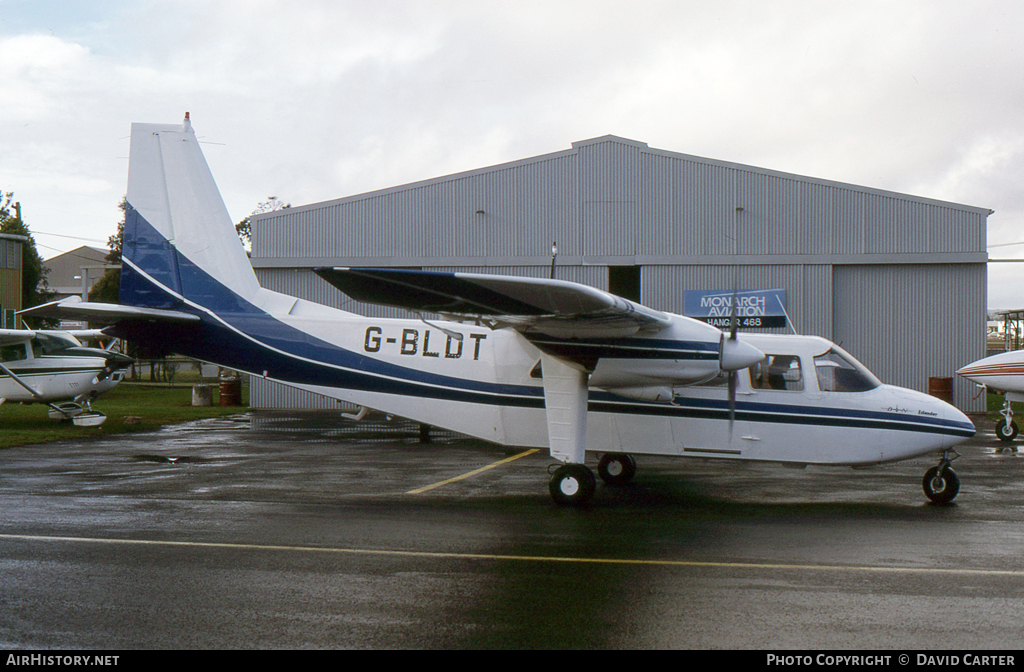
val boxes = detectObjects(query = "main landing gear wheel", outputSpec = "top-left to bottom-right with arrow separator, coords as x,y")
597,453 -> 637,485
549,464 -> 596,507
922,465 -> 960,504
995,418 -> 1018,443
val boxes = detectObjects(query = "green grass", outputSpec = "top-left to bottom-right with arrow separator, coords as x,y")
987,392 -> 1024,416
0,381 -> 248,449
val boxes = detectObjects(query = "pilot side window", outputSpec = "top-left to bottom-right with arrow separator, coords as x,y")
814,349 -> 880,393
749,355 -> 803,391
1,343 -> 28,362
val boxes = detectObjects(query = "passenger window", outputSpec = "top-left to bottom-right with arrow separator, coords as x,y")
750,355 -> 803,391
814,349 -> 880,392
0,344 -> 28,362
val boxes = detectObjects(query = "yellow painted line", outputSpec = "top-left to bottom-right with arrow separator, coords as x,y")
2,533 -> 1024,578
405,448 -> 540,494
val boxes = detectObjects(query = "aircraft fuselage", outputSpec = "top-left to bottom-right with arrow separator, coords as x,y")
112,304 -> 973,467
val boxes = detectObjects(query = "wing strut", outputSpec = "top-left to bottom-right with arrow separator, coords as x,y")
0,361 -> 43,399
539,354 -> 589,465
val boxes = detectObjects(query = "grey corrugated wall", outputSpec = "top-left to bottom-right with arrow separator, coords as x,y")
834,264 -> 987,410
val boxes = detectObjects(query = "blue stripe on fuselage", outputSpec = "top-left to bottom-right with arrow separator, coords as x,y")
591,392 -> 976,438
118,209 -> 541,403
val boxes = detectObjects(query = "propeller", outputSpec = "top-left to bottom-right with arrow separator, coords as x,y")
93,366 -> 113,384
727,288 -> 738,436
94,352 -> 134,384
718,288 -> 765,437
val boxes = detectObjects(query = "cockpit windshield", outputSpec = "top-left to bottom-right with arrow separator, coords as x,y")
813,347 -> 881,393
31,332 -> 81,358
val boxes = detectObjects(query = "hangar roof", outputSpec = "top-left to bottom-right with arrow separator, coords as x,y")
258,134 -> 992,220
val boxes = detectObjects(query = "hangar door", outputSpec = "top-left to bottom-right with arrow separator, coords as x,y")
832,264 -> 985,411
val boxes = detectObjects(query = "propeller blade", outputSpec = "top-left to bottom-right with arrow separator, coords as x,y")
730,287 -> 738,340
727,370 -> 736,439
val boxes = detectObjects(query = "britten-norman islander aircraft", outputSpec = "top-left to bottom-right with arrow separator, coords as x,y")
957,351 -> 1024,446
0,329 -> 132,426
23,115 -> 976,505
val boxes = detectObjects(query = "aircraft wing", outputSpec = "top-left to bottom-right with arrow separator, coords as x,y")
17,296 -> 201,325
314,267 -> 673,338
0,328 -> 35,346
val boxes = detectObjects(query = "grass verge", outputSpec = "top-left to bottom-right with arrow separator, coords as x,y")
0,382 -> 248,449
987,392 -> 1024,416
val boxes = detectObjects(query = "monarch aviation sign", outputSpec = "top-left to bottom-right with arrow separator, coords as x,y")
683,289 -> 788,329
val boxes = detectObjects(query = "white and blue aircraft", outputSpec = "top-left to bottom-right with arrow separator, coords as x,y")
0,328 -> 131,425
24,115 -> 976,505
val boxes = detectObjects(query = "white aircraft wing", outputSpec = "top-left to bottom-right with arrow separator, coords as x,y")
17,296 -> 201,324
0,329 -> 35,347
314,267 -> 673,338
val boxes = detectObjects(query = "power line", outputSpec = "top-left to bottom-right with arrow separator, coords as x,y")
29,230 -> 109,244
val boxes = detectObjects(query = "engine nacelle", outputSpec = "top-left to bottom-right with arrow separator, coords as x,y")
603,386 -> 675,403
589,358 -> 721,389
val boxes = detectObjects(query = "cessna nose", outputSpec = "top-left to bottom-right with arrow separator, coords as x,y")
721,337 -> 763,372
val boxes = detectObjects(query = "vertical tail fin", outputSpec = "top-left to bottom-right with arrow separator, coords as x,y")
120,114 -> 261,311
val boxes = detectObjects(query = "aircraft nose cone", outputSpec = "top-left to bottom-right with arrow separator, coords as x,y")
720,337 -> 764,372
945,403 -> 976,440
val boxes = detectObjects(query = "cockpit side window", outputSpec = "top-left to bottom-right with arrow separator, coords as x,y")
1,343 -> 28,362
814,349 -> 880,392
749,354 -> 804,391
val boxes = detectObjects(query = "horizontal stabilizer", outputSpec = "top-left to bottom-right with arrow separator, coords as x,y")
314,267 -> 672,337
17,297 -> 200,324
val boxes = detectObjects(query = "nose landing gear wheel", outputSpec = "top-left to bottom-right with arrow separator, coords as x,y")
995,418 -> 1018,443
549,464 -> 596,506
922,465 -> 960,504
597,453 -> 637,485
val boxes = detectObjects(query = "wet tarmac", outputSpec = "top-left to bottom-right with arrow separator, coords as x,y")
1,410 -> 1024,649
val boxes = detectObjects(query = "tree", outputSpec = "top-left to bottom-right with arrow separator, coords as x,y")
236,196 -> 290,252
0,192 -> 55,315
88,197 -> 126,304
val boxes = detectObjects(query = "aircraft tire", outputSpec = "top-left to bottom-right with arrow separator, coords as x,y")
549,464 -> 596,507
922,466 -> 960,504
597,453 -> 637,485
995,419 -> 1018,443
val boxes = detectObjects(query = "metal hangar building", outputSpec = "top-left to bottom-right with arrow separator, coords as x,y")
249,135 -> 990,412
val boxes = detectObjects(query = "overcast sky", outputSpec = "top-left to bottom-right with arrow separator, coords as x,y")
3,0 -> 1024,307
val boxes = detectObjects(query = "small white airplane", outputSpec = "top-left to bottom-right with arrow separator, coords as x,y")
23,114 -> 976,504
957,351 -> 1024,445
0,328 -> 132,425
